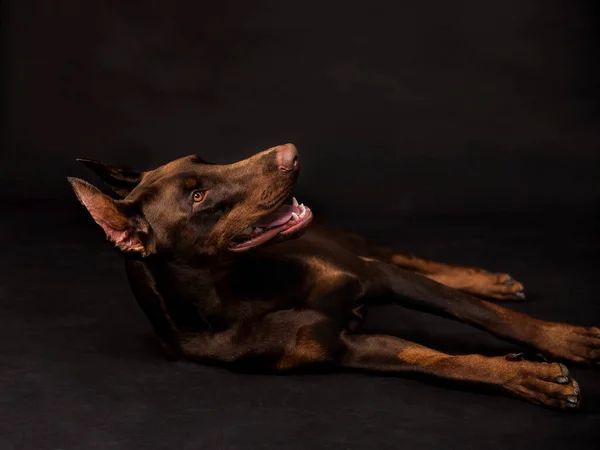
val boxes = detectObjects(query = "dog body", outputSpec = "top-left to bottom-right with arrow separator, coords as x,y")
70,144 -> 599,410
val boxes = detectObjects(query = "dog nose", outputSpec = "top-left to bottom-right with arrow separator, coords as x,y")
276,143 -> 299,172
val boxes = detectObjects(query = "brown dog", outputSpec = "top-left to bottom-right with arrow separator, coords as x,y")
69,143 -> 599,410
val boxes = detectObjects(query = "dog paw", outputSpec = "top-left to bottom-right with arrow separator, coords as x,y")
428,269 -> 525,301
536,324 -> 600,365
504,359 -> 581,410
478,273 -> 526,301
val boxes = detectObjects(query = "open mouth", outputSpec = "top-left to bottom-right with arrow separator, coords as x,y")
229,197 -> 313,252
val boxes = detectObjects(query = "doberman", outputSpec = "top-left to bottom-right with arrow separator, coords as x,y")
69,143 -> 599,410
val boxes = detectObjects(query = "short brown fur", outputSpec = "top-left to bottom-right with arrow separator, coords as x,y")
69,143 -> 599,411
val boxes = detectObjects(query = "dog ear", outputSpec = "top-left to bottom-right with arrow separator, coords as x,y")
68,177 -> 152,256
76,158 -> 144,197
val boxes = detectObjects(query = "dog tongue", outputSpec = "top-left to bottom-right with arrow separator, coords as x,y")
253,205 -> 299,228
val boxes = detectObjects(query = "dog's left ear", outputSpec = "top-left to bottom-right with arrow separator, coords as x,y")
76,158 -> 145,198
68,177 -> 152,256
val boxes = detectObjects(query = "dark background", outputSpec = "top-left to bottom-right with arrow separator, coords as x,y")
2,1 -> 600,449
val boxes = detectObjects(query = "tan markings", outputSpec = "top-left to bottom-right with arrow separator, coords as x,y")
388,253 -> 526,301
529,322 -> 600,364
397,345 -> 447,368
343,334 -> 580,408
390,253 -> 442,273
395,344 -> 509,383
184,178 -> 198,189
276,329 -> 328,370
426,270 -> 525,300
395,346 -> 569,389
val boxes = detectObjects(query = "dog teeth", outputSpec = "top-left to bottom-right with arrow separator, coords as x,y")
291,213 -> 299,220
292,197 -> 299,207
241,227 -> 252,235
253,227 -> 263,233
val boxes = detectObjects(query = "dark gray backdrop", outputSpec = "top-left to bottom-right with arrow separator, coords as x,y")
3,2 -> 600,449
4,0 -> 599,219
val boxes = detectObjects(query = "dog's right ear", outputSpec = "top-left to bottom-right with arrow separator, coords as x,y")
76,158 -> 144,197
68,177 -> 152,256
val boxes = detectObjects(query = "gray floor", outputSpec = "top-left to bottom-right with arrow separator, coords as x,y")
1,203 -> 599,449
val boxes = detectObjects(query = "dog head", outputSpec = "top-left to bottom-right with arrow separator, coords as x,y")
69,144 -> 312,261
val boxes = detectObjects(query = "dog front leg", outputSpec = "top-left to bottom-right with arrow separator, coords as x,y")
338,333 -> 580,410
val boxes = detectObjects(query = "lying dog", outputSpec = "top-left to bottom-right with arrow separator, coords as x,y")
69,143 -> 599,410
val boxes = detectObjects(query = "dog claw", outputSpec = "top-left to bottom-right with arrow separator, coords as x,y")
506,352 -> 524,361
515,292 -> 526,300
558,363 -> 569,376
503,279 -> 514,286
565,402 -> 578,409
555,376 -> 569,385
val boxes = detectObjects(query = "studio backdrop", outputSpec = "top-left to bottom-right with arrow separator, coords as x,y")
4,0 -> 600,220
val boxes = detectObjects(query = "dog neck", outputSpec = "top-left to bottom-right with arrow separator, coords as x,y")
141,256 -> 227,331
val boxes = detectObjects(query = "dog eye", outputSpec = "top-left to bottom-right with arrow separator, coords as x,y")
192,191 -> 206,203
